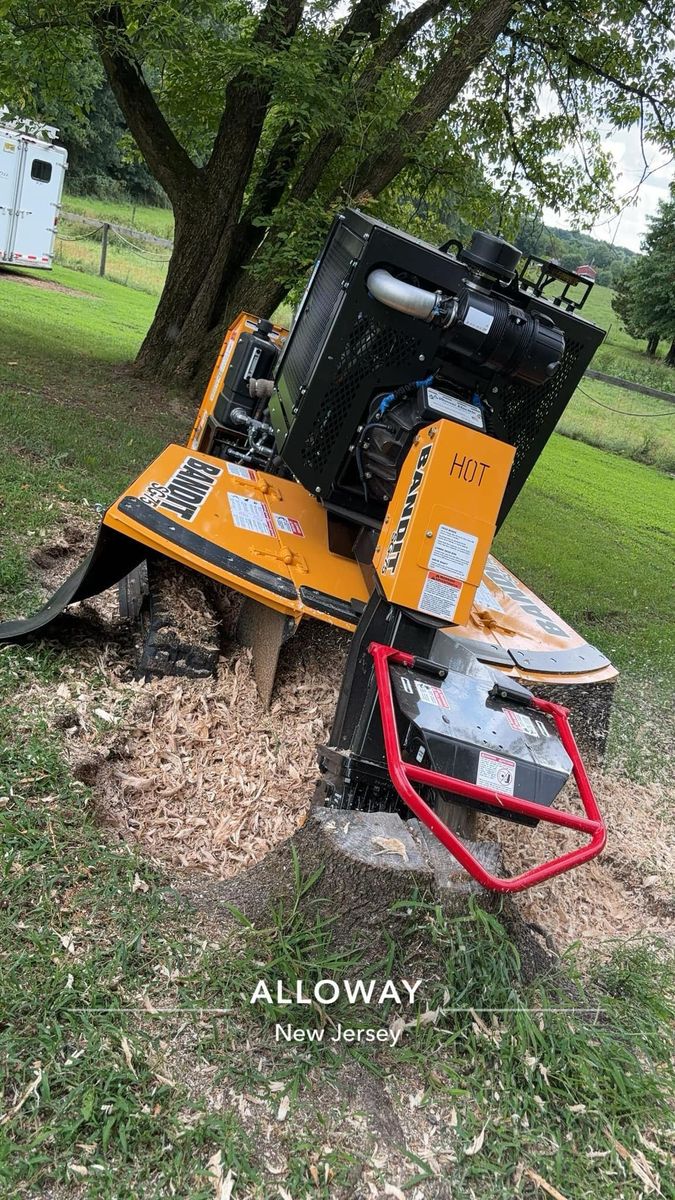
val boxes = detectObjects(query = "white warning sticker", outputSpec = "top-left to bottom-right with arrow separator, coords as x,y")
504,709 -> 547,737
474,580 -> 505,612
227,492 -> 275,536
426,388 -> 484,429
477,751 -> 516,795
414,680 -> 449,709
464,304 -> 494,334
428,524 -> 478,582
419,571 -> 463,621
227,462 -> 257,481
273,512 -> 305,537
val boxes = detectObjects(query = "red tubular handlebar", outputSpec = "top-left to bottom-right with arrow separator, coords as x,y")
368,641 -> 606,893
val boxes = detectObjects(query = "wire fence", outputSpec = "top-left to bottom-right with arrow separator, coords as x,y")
54,213 -> 173,295
57,211 -> 173,279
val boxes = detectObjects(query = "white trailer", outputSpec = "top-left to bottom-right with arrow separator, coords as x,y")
0,117 -> 68,270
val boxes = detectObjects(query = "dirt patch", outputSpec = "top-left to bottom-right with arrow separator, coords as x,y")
30,513 -> 96,578
0,266 -> 93,298
15,521 -> 675,951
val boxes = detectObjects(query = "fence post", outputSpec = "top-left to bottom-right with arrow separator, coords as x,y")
99,223 -> 109,277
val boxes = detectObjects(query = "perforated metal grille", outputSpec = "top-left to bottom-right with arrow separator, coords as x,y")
301,317 -> 422,472
501,339 -> 584,478
281,234 -> 355,403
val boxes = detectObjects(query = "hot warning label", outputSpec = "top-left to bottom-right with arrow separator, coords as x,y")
504,709 -> 549,738
226,462 -> 257,481
476,751 -> 516,795
273,513 -> 304,537
418,571 -> 462,621
227,492 -> 274,536
428,524 -> 478,582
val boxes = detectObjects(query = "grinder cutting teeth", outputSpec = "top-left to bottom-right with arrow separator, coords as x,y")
0,210 -> 613,891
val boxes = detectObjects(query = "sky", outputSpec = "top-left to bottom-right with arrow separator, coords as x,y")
542,126 -> 674,253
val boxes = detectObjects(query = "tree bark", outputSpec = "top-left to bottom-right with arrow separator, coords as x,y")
666,338 -> 675,367
646,333 -> 660,356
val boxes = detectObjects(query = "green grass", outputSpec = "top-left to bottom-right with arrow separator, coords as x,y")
494,434 -> 675,674
558,378 -> 675,473
0,688 -> 672,1198
0,264 -> 189,615
57,194 -> 174,295
495,433 -> 675,779
0,262 -> 157,372
55,217 -> 170,296
62,193 -> 174,240
581,283 -> 674,390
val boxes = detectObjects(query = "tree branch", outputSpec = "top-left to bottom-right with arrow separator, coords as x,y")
92,4 -> 199,206
509,26 -> 671,136
208,0 -> 306,181
289,0 -> 456,205
241,0 -> 390,228
350,0 -> 515,200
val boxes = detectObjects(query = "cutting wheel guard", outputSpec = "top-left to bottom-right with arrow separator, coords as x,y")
369,642 -> 606,893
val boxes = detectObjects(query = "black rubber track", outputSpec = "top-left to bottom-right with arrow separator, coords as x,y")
0,524 -> 146,643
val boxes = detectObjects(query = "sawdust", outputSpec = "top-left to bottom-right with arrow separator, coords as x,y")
13,521 -> 675,950
51,617 -> 348,877
42,605 -> 674,949
495,773 -> 675,951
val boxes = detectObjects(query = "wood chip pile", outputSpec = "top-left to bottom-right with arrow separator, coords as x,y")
496,772 -> 675,951
17,519 -> 674,950
45,615 -> 346,877
109,629 -> 347,875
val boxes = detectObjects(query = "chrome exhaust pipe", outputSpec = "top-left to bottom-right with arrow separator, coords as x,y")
367,268 -> 453,323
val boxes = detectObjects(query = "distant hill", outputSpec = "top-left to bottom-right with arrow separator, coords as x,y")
516,220 -> 637,287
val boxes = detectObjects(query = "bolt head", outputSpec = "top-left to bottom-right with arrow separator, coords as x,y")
425,530 -> 433,538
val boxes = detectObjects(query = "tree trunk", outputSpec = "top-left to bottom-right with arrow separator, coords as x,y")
134,198 -> 287,391
646,332 -> 660,356
119,0 -> 514,391
666,338 -> 675,368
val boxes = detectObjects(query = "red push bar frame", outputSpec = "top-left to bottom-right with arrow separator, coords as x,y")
369,642 -> 606,893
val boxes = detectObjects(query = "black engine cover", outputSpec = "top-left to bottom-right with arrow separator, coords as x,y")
269,208 -> 604,527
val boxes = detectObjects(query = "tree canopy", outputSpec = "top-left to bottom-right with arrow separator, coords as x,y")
2,0 -> 674,384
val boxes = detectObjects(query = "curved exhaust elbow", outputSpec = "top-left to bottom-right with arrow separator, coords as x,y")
367,268 -> 442,322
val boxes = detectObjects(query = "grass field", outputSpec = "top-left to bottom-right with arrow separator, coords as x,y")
54,197 -> 675,475
558,378 -> 674,473
581,283 -> 674,388
62,192 -> 174,239
0,261 -> 673,1197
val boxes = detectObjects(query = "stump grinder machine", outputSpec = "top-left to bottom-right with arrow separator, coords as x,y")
0,209 -> 616,891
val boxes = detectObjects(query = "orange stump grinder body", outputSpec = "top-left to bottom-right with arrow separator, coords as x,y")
0,209 -> 612,890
